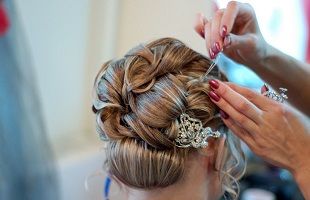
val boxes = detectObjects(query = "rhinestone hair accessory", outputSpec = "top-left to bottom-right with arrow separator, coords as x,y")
175,113 -> 221,148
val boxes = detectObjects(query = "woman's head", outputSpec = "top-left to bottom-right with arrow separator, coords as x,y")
93,38 -> 245,199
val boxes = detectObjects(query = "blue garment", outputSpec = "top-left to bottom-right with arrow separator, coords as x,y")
104,176 -> 112,200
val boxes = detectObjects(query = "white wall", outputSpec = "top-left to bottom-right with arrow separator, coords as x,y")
14,0 -> 214,199
12,0 -> 308,199
117,0 -> 214,57
15,0 -> 105,199
15,0 -> 95,146
14,0 -> 215,148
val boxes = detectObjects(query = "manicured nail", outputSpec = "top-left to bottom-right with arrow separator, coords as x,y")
209,91 -> 220,102
220,110 -> 229,119
221,25 -> 227,37
212,42 -> 221,54
199,31 -> 205,38
209,48 -> 215,59
215,42 -> 221,52
261,83 -> 269,94
209,79 -> 219,89
223,34 -> 231,47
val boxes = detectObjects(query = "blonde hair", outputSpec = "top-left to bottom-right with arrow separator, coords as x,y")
93,38 -> 245,199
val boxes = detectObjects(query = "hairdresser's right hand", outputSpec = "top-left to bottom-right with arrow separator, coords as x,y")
194,1 -> 269,69
208,80 -> 310,198
209,81 -> 310,173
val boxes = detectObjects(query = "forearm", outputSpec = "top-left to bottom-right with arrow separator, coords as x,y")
252,44 -> 310,116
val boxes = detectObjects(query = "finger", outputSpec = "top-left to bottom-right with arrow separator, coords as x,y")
222,117 -> 258,153
223,33 -> 255,50
225,82 -> 278,110
208,90 -> 259,133
218,39 -> 244,64
220,1 -> 253,36
194,13 -> 205,38
260,83 -> 268,94
209,80 -> 263,123
204,21 -> 212,58
210,9 -> 224,57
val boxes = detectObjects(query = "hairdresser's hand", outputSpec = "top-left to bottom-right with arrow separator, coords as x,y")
194,1 -> 269,68
207,79 -> 310,198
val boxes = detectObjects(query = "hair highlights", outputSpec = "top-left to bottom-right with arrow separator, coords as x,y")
93,38 -> 245,199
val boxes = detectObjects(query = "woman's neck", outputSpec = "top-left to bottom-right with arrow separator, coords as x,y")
126,154 -> 221,200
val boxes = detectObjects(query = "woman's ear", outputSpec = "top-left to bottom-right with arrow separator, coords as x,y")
199,139 -> 216,155
198,137 -> 220,167
198,134 -> 227,171
215,134 -> 227,171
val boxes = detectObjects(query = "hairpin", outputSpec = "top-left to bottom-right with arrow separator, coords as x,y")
204,53 -> 221,77
175,113 -> 221,148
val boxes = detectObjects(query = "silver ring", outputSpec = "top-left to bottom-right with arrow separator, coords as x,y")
262,84 -> 288,103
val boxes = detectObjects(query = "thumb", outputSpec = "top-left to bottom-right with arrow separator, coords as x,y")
223,33 -> 255,50
194,13 -> 206,38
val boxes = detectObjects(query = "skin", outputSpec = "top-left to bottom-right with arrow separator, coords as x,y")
125,146 -> 222,200
193,1 -> 310,198
194,1 -> 310,116
207,80 -> 310,199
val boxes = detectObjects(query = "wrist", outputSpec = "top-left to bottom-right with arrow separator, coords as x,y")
290,145 -> 310,198
253,42 -> 277,72
292,164 -> 310,198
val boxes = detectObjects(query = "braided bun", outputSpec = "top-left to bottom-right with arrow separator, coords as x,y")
92,38 -> 236,190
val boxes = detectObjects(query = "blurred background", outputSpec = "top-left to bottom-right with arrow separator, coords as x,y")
0,0 -> 308,199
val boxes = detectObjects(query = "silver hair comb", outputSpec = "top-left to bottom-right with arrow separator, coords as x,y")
175,113 -> 221,148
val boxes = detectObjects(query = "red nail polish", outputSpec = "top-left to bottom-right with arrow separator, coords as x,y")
199,26 -> 205,38
209,48 -> 215,59
209,91 -> 220,102
212,42 -> 221,54
209,79 -> 219,89
221,25 -> 227,37
199,31 -> 205,38
223,34 -> 231,47
215,42 -> 221,52
260,83 -> 269,94
220,110 -> 229,119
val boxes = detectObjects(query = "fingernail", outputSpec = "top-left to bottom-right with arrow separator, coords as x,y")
221,25 -> 227,37
261,83 -> 269,94
220,110 -> 229,119
209,91 -> 220,102
212,42 -> 221,54
209,48 -> 215,59
209,79 -> 219,89
199,31 -> 205,38
264,83 -> 269,91
223,34 -> 231,47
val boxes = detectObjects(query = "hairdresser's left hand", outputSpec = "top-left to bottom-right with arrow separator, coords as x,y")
194,1 -> 268,68
207,79 -> 310,177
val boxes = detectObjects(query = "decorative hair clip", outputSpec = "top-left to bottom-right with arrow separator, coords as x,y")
175,113 -> 221,148
262,84 -> 288,103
